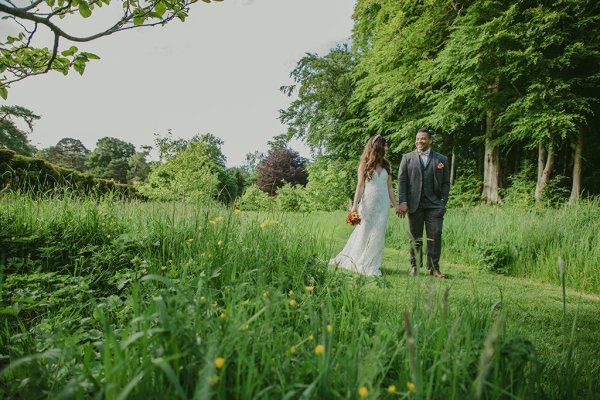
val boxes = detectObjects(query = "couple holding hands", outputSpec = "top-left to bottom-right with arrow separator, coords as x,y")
330,128 -> 450,278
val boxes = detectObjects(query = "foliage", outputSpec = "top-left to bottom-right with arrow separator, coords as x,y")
0,0 -> 224,98
275,183 -> 305,212
257,148 -> 308,196
303,157 -> 356,211
0,195 -> 598,398
0,105 -> 39,156
448,160 -> 482,207
0,148 -> 143,198
279,44 -> 365,157
502,161 -> 536,207
238,184 -> 274,211
44,138 -> 90,172
86,137 -> 136,183
126,147 -> 152,184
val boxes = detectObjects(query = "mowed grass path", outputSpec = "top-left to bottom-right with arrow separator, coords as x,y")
313,210 -> 600,396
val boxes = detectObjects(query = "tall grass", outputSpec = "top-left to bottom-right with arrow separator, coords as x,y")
0,193 -> 594,398
383,201 -> 600,294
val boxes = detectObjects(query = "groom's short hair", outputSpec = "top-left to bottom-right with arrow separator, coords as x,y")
417,127 -> 433,139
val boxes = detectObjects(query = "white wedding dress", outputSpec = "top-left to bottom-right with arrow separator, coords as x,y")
329,169 -> 390,276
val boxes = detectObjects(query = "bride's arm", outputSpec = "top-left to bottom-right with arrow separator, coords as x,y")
387,175 -> 399,209
351,165 -> 366,212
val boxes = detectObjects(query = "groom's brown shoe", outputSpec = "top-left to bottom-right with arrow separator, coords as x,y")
409,267 -> 418,276
432,270 -> 448,279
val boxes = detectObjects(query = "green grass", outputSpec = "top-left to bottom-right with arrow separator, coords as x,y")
1,194 -> 598,399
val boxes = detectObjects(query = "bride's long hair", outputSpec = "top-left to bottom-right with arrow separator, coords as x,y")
359,135 -> 391,180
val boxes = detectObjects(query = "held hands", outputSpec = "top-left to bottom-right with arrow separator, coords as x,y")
395,203 -> 408,218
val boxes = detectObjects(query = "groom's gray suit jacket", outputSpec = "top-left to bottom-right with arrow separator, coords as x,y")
398,150 -> 451,214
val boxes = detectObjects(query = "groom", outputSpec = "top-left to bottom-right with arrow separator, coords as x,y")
397,128 -> 450,278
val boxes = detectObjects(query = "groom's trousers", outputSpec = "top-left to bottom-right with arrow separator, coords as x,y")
407,207 -> 445,271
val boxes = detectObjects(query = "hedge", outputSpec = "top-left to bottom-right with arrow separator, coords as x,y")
0,148 -> 144,199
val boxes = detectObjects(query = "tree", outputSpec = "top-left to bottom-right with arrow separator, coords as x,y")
45,138 -> 89,171
140,133 -> 227,203
0,105 -> 39,156
0,0 -> 224,99
127,145 -> 152,184
257,148 -> 307,196
279,44 -> 363,158
86,137 -> 135,182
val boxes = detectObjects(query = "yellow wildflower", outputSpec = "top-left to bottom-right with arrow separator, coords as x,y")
304,286 -> 314,294
289,290 -> 294,297
314,344 -> 324,355
289,345 -> 296,354
217,240 -> 223,246
242,299 -> 249,305
289,299 -> 296,306
186,238 -> 194,243
259,219 -> 280,229
209,220 -> 217,225
387,385 -> 396,394
242,324 -> 249,331
262,291 -> 269,298
168,259 -> 173,264
214,216 -> 224,223
406,382 -> 416,394
106,234 -> 111,239
234,209 -> 241,216
358,387 -> 368,398
11,236 -> 16,241
219,312 -> 226,319
214,357 -> 225,369
211,302 -> 218,308
160,265 -> 167,271
200,296 -> 206,302
309,334 -> 314,341
327,324 -> 333,333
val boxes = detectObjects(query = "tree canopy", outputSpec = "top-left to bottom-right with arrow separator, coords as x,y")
0,105 -> 40,156
0,0 -> 223,99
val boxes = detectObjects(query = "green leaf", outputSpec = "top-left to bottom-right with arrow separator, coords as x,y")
73,59 -> 86,75
61,46 -> 78,56
155,1 -> 166,17
177,11 -> 187,21
80,52 -> 100,60
133,16 -> 145,26
79,2 -> 92,17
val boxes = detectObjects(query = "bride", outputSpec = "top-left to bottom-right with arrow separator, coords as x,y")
329,135 -> 401,276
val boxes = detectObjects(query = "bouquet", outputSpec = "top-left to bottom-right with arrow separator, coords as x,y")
345,211 -> 361,226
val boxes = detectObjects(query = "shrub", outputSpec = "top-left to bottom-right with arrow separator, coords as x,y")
238,184 -> 274,210
303,157 -> 355,211
275,183 -> 305,211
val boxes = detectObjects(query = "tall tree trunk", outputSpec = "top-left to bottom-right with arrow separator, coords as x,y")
482,110 -> 501,204
450,148 -> 456,185
535,142 -> 554,201
569,135 -> 583,203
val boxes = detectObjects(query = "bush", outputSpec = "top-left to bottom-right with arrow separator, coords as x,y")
275,183 -> 305,212
303,157 -> 356,211
238,184 -> 274,210
0,148 -> 143,199
502,161 -> 536,207
448,160 -> 482,207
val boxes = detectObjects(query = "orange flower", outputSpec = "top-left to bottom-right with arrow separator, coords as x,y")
437,162 -> 444,169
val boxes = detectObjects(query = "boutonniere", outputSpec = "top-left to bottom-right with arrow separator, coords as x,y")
437,162 -> 444,169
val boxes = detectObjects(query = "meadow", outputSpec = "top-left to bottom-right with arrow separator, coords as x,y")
1,193 -> 598,399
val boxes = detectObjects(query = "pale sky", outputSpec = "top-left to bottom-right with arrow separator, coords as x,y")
4,0 -> 356,167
